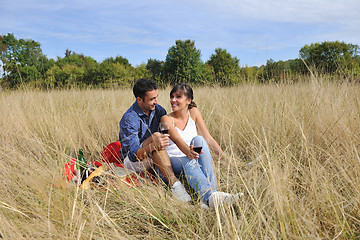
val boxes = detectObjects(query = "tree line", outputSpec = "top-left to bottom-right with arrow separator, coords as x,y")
1,33 -> 359,89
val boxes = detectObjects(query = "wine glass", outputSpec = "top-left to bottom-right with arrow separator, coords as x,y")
159,122 -> 169,134
191,137 -> 203,154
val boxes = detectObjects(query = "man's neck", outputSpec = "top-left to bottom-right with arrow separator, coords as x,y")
135,101 -> 151,116
142,107 -> 151,116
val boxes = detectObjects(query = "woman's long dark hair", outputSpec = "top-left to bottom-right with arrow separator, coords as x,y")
170,83 -> 197,109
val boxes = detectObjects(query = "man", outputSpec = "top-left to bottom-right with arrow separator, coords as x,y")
119,79 -> 191,202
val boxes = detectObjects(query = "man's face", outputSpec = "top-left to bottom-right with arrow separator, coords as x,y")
137,89 -> 158,115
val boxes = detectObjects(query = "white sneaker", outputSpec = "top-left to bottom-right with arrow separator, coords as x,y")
208,191 -> 243,208
171,181 -> 192,202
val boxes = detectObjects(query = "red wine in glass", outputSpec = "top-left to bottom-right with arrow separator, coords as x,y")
191,137 -> 203,154
160,129 -> 169,134
159,122 -> 169,134
193,147 -> 202,153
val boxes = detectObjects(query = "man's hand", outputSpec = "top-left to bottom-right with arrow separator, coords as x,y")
137,132 -> 170,160
152,132 -> 169,151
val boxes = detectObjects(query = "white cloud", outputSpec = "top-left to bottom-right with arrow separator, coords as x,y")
1,0 -> 359,66
196,0 -> 360,24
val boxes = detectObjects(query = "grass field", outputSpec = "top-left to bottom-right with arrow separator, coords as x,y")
0,80 -> 359,239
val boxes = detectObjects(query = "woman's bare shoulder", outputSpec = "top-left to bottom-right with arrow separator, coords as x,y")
190,107 -> 201,116
161,114 -> 173,122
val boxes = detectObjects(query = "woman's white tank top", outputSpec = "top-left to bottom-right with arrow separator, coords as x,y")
166,111 -> 197,157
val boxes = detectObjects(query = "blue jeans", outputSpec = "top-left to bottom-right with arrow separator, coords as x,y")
157,136 -> 217,203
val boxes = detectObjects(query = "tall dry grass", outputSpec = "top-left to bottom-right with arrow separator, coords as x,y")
0,80 -> 359,239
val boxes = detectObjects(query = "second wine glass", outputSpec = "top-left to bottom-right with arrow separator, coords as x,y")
191,137 -> 203,154
159,122 -> 169,134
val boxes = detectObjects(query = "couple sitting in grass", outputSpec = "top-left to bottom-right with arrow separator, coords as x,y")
119,79 -> 240,208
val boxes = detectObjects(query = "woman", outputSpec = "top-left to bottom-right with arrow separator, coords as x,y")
160,83 -> 240,208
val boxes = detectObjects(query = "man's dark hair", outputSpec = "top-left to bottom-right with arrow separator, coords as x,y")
133,79 -> 158,99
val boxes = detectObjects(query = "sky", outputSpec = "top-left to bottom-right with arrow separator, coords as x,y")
1,0 -> 359,67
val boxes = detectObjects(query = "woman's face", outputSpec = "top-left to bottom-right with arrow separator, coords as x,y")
170,90 -> 191,112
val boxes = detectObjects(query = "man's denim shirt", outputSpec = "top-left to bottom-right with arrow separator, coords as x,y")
119,101 -> 166,162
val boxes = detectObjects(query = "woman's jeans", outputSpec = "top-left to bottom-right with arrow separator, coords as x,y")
157,136 -> 217,203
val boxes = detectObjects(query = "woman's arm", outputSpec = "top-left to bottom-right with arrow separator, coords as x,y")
160,115 -> 199,159
190,108 -> 224,156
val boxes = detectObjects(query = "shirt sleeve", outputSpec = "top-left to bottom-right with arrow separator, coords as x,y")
119,113 -> 141,162
157,104 -> 167,119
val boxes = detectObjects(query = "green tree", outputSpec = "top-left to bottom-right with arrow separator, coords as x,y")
57,50 -> 97,68
133,63 -> 151,80
240,65 -> 260,83
82,64 -> 101,86
146,58 -> 163,85
299,41 -> 360,74
0,33 -> 46,88
261,58 -> 305,83
163,39 -> 204,85
263,59 -> 283,81
52,51 -> 100,87
207,48 -> 240,85
103,56 -> 131,67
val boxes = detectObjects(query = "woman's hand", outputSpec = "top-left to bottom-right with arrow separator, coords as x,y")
188,145 -> 202,160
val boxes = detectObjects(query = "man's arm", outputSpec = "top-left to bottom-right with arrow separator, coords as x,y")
135,104 -> 169,160
120,115 -> 169,162
136,132 -> 170,159
119,114 -> 141,162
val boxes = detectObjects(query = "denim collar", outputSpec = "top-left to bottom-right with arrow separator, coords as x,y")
133,101 -> 146,116
132,101 -> 155,121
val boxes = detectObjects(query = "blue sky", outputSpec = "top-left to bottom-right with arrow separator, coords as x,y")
1,0 -> 359,67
